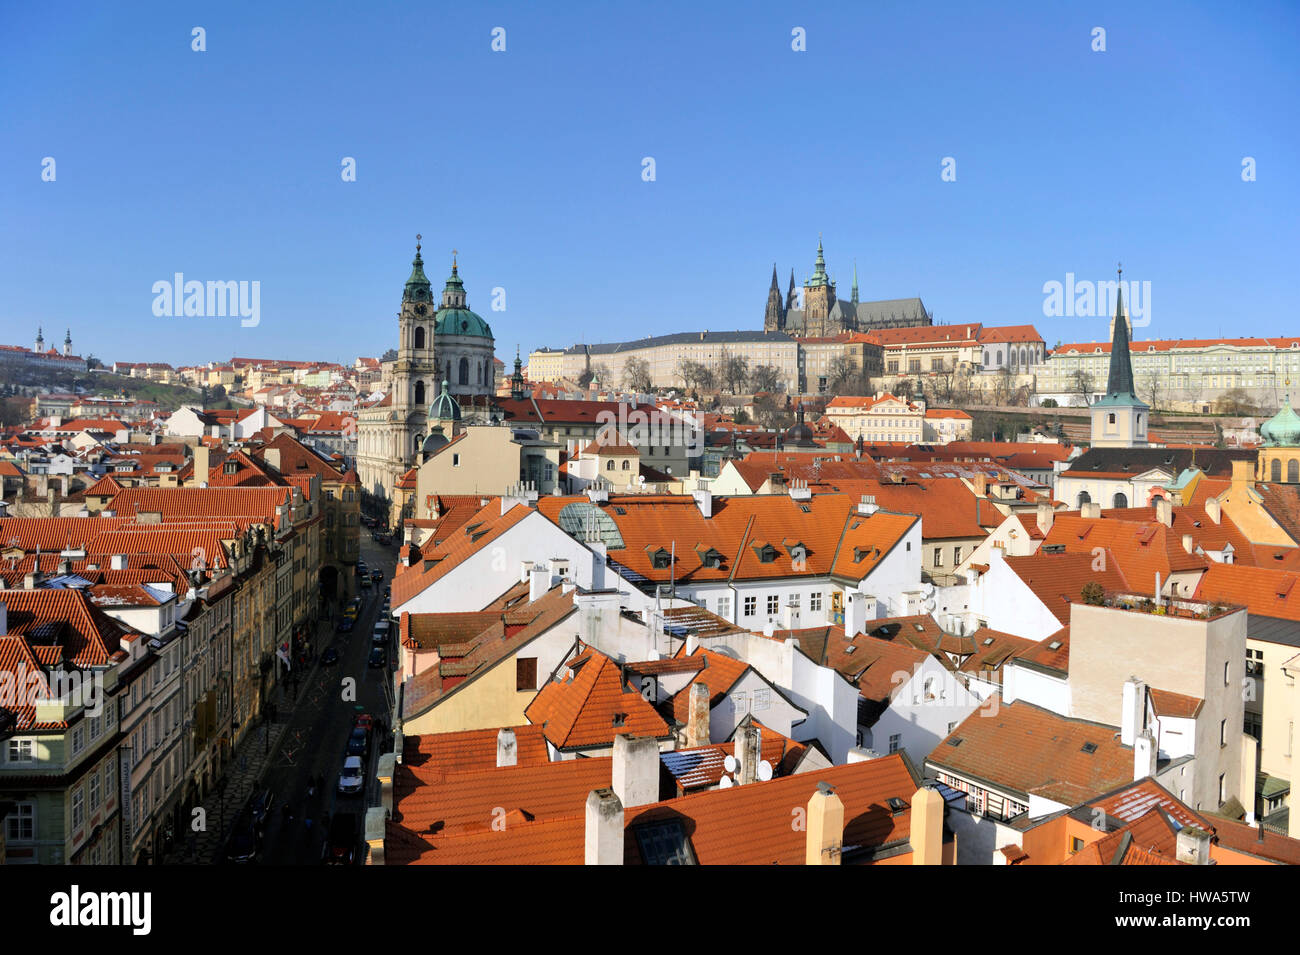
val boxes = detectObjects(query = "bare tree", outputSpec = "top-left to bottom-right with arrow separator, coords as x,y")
716,347 -> 750,393
1214,387 -> 1257,416
1140,373 -> 1163,412
676,359 -> 712,393
749,364 -> 783,394
1069,369 -> 1094,408
624,357 -> 652,393
753,393 -> 793,431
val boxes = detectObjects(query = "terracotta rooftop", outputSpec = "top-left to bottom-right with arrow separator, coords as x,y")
526,647 -> 672,751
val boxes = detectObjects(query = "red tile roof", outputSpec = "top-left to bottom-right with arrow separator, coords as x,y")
526,647 -> 672,750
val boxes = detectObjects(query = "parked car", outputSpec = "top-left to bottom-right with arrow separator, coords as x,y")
353,713 -> 375,733
248,789 -> 275,829
346,726 -> 369,758
368,646 -> 386,668
338,756 -> 364,794
227,804 -> 261,863
324,812 -> 360,865
322,646 -> 340,665
370,569 -> 383,582
360,576 -> 372,589
336,617 -> 354,633
343,598 -> 362,619
372,621 -> 390,644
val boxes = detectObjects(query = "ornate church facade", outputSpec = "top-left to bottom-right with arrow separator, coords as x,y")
764,239 -> 934,338
355,238 -> 496,507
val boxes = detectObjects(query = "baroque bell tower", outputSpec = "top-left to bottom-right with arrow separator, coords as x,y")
393,235 -> 440,461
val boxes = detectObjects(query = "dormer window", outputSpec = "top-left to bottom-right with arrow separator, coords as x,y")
753,543 -> 778,563
651,548 -> 673,570
223,460 -> 238,474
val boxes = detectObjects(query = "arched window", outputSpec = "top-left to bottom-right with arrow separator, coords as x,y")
996,350 -> 1002,365
414,327 -> 426,349
458,357 -> 469,385
1272,459 -> 1282,482
414,380 -> 425,405
621,460 -> 630,471
1077,491 -> 1091,508
606,460 -> 615,471
983,350 -> 989,365
1288,460 -> 1298,483
1113,492 -> 1128,508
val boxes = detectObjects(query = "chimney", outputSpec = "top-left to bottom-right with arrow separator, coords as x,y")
588,540 -> 607,590
910,785 -> 945,865
1134,728 -> 1158,781
529,565 -> 551,602
611,733 -> 660,809
805,784 -> 845,865
1155,497 -> 1172,527
110,554 -> 128,571
734,719 -> 760,785
858,494 -> 879,517
1182,533 -> 1194,554
1120,677 -> 1146,746
1231,458 -> 1253,488
686,682 -> 710,747
1175,826 -> 1213,865
584,789 -> 624,866
264,447 -> 281,472
1205,496 -> 1221,525
973,473 -> 988,498
193,444 -> 211,484
788,481 -> 811,502
496,728 -> 517,768
1036,500 -> 1054,536
692,487 -> 713,518
1081,501 -> 1101,520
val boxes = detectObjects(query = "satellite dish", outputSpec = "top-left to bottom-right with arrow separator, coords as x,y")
638,474 -> 646,485
718,775 -> 733,789
757,760 -> 773,782
723,754 -> 737,773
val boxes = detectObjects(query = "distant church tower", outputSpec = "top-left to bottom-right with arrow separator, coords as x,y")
35,327 -> 44,352
1091,267 -> 1149,448
802,237 -> 836,328
64,329 -> 72,356
763,264 -> 786,332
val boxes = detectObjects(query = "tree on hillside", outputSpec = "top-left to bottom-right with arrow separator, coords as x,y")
623,357 -> 652,393
1069,369 -> 1094,407
716,348 -> 750,393
1214,387 -> 1257,416
749,364 -> 783,394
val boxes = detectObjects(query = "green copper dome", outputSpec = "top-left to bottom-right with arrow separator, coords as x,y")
429,379 -> 462,422
1262,394 -> 1300,447
435,307 -> 493,339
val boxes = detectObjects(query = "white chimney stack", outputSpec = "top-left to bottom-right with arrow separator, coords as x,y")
584,789 -> 624,866
611,734 -> 659,809
496,728 -> 517,768
1120,677 -> 1146,747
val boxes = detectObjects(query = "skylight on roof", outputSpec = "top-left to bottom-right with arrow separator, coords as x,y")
1047,640 -> 1062,650
982,637 -> 994,646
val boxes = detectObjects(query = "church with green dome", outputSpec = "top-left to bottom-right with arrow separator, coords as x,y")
1258,389 -> 1300,483
354,237 -> 498,505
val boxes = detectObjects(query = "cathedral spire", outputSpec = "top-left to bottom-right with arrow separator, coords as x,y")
851,261 -> 859,305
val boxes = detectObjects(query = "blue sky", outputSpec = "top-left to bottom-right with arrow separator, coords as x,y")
2,1 -> 1297,368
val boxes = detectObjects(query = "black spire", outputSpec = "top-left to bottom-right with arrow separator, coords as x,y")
1104,266 -> 1138,401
